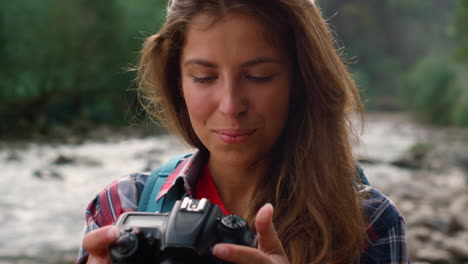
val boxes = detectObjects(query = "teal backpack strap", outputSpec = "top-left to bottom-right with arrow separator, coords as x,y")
137,167 -> 163,212
355,163 -> 370,185
137,154 -> 192,212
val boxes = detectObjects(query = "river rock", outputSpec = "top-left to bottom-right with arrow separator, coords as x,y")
6,151 -> 21,162
408,226 -> 432,243
357,156 -> 382,165
52,154 -> 101,166
431,231 -> 450,247
33,168 -> 63,180
406,204 -> 441,230
408,238 -> 425,261
87,125 -> 115,141
49,125 -> 72,139
444,231 -> 468,260
53,154 -> 74,165
50,125 -> 85,144
387,181 -> 426,201
134,148 -> 164,159
407,227 -> 431,260
415,245 -> 452,264
390,143 -> 433,170
449,195 -> 468,231
458,155 -> 468,173
397,199 -> 417,216
142,159 -> 162,172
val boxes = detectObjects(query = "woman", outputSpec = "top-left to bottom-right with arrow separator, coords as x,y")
77,0 -> 408,263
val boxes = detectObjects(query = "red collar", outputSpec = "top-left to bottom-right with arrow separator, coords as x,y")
195,164 -> 230,215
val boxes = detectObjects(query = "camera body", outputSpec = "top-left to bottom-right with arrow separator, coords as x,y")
109,197 -> 257,264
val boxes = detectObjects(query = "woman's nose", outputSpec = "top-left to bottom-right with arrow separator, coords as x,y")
218,79 -> 248,116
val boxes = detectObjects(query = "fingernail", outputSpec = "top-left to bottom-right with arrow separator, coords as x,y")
108,226 -> 120,240
259,203 -> 273,222
213,244 -> 229,258
264,203 -> 273,211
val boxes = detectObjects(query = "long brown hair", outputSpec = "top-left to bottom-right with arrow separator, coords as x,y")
137,0 -> 367,263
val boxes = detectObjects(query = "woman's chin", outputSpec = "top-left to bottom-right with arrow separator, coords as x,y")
209,148 -> 269,168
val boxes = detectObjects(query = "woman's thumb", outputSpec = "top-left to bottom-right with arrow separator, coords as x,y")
255,203 -> 285,255
83,225 -> 120,258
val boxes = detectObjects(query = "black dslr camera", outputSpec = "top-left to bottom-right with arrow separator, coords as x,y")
109,197 -> 257,264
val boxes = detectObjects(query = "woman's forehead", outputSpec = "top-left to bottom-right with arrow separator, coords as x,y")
188,12 -> 262,32
183,12 -> 287,58
188,12 -> 283,43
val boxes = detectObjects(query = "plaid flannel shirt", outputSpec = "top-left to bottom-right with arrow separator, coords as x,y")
76,151 -> 409,263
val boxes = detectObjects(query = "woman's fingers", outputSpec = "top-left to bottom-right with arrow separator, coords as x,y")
255,203 -> 286,256
213,243 -> 270,263
86,254 -> 111,264
83,225 -> 120,259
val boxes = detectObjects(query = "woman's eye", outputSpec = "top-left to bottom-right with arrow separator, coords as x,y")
193,76 -> 217,83
246,75 -> 275,83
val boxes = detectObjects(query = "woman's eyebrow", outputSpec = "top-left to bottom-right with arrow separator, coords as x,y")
184,59 -> 217,68
183,57 -> 282,68
241,57 -> 282,67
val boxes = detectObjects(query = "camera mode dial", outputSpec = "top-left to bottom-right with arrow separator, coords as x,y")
218,215 -> 256,247
221,215 -> 246,230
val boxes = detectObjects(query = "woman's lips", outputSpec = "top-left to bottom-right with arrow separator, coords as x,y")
212,129 -> 256,144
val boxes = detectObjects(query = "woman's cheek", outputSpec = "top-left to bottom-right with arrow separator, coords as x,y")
183,86 -> 213,126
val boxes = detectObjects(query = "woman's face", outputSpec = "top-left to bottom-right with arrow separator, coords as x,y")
180,12 -> 292,167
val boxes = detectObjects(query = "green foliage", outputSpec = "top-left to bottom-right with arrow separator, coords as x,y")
444,0 -> 468,126
410,142 -> 435,154
0,0 -> 166,137
319,0 -> 468,126
399,57 -> 466,125
454,0 -> 468,61
452,95 -> 468,125
320,0 -> 456,107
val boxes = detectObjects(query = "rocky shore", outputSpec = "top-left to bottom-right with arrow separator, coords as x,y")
1,112 -> 467,263
356,113 -> 468,264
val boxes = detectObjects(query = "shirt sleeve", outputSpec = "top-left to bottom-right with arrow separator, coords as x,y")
362,219 -> 409,264
75,173 -> 149,264
359,187 -> 409,264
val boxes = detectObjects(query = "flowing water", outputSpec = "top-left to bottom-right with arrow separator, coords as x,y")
0,135 -> 193,263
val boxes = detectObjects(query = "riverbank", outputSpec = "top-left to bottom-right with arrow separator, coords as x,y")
1,112 -> 467,263
356,112 -> 468,263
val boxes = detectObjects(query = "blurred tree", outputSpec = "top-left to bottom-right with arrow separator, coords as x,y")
452,0 -> 468,126
0,0 -> 166,137
454,0 -> 468,62
399,57 -> 459,125
318,0 -> 455,109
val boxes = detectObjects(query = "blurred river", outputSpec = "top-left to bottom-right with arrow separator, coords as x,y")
0,112 -> 466,264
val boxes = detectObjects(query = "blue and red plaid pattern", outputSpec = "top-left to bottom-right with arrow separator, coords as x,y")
76,151 -> 408,263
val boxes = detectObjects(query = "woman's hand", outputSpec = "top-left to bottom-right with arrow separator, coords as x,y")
212,204 -> 291,264
83,225 -> 120,264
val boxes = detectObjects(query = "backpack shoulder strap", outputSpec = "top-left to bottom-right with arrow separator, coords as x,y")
355,163 -> 370,185
137,154 -> 192,212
